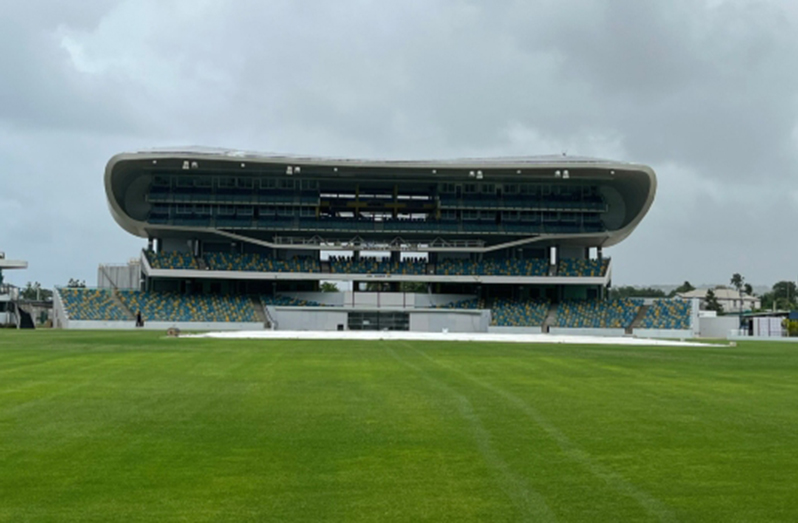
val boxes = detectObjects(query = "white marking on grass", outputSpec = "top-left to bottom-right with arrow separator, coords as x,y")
412,347 -> 679,523
385,344 -> 558,523
184,330 -> 719,348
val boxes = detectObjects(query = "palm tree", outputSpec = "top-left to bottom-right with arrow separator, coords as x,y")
730,273 -> 745,313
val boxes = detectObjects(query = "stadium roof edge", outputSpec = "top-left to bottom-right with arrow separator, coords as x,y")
109,147 -> 648,170
104,149 -> 657,249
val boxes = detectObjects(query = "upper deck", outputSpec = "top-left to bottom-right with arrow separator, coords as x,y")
106,149 -> 656,251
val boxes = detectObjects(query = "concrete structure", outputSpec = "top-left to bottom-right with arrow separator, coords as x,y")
56,149 -> 666,333
679,288 -> 760,314
0,252 -> 29,328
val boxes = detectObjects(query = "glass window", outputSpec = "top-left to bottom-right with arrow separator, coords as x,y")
218,177 -> 236,189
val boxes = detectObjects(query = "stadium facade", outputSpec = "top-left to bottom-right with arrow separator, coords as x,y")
53,148 -> 696,336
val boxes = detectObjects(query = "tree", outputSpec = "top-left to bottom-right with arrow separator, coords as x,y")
319,282 -> 339,293
744,283 -> 753,296
20,282 -> 53,301
609,286 -> 666,300
704,289 -> 724,313
730,273 -> 749,313
760,281 -> 798,311
772,281 -> 797,303
730,273 -> 745,293
669,281 -> 695,297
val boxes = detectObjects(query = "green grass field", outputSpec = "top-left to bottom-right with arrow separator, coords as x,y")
1,331 -> 797,522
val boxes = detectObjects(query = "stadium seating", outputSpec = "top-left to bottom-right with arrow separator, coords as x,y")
640,300 -> 692,330
204,253 -> 319,273
436,258 -> 549,277
328,256 -> 427,275
117,291 -> 259,323
146,251 -> 201,270
147,251 -> 320,273
555,299 -> 642,329
436,298 -> 480,309
557,258 -> 609,277
490,298 -> 550,327
58,288 -> 130,321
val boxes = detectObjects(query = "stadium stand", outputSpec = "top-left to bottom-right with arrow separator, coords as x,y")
328,256 -> 427,275
557,258 -> 609,277
74,151 -> 661,333
436,298 -> 480,309
146,251 -> 201,270
436,258 -> 549,277
640,300 -> 692,330
204,253 -> 319,273
555,299 -> 643,329
58,288 -> 130,321
490,298 -> 550,327
117,291 -> 259,323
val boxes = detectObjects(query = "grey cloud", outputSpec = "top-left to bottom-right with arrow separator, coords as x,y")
2,0 -> 798,287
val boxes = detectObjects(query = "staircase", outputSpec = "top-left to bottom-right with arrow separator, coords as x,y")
627,304 -> 649,334
542,303 -> 559,333
252,296 -> 276,330
196,256 -> 208,271
112,289 -> 135,320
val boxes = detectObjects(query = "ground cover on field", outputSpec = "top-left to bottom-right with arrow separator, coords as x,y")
0,331 -> 796,522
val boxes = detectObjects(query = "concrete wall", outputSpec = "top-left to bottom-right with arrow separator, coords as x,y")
53,289 -> 68,329
65,321 -> 264,331
549,328 -> 627,337
285,292 -> 473,309
409,311 -> 490,333
488,326 -> 544,335
698,316 -> 739,338
271,308 -> 348,331
270,307 -> 488,332
634,329 -> 693,339
98,263 -> 140,290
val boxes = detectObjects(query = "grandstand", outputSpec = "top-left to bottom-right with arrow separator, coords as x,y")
53,148 -> 695,335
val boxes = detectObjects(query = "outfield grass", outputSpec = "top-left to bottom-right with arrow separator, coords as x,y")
1,331 -> 797,522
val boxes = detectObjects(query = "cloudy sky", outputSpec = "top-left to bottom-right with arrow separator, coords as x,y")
1,0 -> 797,289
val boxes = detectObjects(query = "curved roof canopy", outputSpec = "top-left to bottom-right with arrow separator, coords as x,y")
105,149 -> 657,250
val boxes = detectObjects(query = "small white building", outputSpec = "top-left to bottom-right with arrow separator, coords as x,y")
678,287 -> 760,314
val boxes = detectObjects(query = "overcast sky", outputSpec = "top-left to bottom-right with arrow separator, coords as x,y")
2,0 -> 797,289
